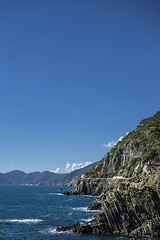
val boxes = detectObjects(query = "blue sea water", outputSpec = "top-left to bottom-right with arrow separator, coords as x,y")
0,185 -> 152,240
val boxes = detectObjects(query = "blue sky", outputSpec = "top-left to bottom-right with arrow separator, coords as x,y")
0,0 -> 160,173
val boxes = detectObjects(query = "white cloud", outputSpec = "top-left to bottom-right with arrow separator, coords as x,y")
84,161 -> 92,166
101,141 -> 117,149
52,167 -> 61,173
102,133 -> 128,149
65,161 -> 92,173
118,136 -> 124,142
65,162 -> 71,172
51,162 -> 92,174
71,163 -> 77,171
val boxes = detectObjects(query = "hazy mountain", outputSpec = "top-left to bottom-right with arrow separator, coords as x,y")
0,162 -> 97,186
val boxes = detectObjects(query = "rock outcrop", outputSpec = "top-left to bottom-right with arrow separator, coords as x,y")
57,111 -> 160,238
57,186 -> 160,238
72,177 -> 130,196
73,111 -> 160,195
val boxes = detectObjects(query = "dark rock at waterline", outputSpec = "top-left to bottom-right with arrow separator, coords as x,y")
57,186 -> 160,238
88,198 -> 102,210
61,191 -> 71,195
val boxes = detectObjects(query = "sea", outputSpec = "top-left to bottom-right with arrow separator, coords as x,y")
0,185 -> 153,240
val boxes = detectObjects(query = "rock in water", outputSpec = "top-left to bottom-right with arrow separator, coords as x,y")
61,191 -> 71,195
57,186 -> 160,237
57,111 -> 160,238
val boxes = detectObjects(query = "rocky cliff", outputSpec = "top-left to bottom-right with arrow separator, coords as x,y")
72,177 -> 131,196
58,111 -> 160,237
58,186 -> 160,238
72,111 -> 160,195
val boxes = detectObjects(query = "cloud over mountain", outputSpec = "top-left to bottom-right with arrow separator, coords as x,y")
65,161 -> 92,173
101,133 -> 129,149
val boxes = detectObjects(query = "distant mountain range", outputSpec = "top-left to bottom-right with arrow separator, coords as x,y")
0,162 -> 97,186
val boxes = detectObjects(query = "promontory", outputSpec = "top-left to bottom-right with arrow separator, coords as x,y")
57,111 -> 160,238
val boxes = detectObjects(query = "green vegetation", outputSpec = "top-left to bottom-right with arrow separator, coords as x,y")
142,149 -> 159,163
129,157 -> 141,167
85,111 -> 160,181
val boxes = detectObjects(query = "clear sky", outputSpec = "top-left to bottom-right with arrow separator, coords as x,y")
0,0 -> 160,173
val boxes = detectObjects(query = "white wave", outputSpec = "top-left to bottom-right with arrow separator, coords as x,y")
72,207 -> 88,211
116,238 -> 126,239
87,209 -> 100,213
116,237 -> 126,239
72,207 -> 99,212
41,228 -> 71,235
68,213 -> 73,215
0,219 -> 43,224
81,218 -> 94,222
49,193 -> 63,196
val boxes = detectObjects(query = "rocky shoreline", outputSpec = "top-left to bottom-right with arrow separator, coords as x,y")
58,185 -> 160,238
57,112 -> 160,238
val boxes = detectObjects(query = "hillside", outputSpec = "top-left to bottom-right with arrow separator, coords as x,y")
73,111 -> 160,195
59,111 -> 160,237
87,111 -> 160,178
0,170 -> 66,185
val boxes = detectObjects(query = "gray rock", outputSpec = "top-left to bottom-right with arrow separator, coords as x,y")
57,186 -> 160,238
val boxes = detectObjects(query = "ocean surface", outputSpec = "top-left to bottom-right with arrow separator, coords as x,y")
0,185 -> 152,240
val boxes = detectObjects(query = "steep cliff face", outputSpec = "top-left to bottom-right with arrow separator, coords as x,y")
58,186 -> 160,238
58,111 -> 160,238
73,178 -> 130,196
73,111 -> 160,195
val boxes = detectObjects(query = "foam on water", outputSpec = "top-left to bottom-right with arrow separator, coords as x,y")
0,219 -> 43,224
72,207 -> 88,211
80,217 -> 94,222
87,209 -> 100,213
49,193 -> 63,196
68,213 -> 73,215
41,227 -> 71,235
72,207 -> 99,213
